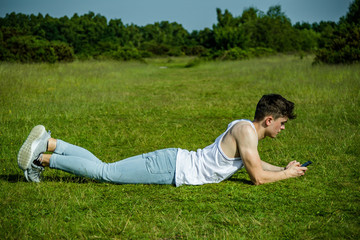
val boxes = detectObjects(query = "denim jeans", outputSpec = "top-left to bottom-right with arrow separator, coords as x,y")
50,140 -> 177,185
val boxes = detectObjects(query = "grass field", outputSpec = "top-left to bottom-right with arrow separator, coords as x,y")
0,55 -> 359,239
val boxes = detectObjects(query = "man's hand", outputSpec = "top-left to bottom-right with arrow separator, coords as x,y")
285,160 -> 300,170
284,162 -> 308,178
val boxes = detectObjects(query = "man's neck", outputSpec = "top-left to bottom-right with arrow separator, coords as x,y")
252,120 -> 266,140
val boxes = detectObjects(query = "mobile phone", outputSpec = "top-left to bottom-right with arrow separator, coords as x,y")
301,161 -> 312,167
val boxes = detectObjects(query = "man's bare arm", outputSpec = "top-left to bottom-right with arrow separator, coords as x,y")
260,161 -> 283,171
232,124 -> 307,185
261,160 -> 301,172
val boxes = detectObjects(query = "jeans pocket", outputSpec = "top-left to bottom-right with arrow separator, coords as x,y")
144,150 -> 171,174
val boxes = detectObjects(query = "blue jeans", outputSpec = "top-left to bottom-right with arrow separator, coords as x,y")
50,140 -> 177,185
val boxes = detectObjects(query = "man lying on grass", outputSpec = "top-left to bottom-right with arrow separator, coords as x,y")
17,94 -> 308,186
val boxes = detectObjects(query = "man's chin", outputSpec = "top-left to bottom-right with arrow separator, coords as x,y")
271,133 -> 279,138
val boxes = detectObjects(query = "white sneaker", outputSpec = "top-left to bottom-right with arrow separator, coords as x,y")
17,125 -> 51,171
24,161 -> 45,182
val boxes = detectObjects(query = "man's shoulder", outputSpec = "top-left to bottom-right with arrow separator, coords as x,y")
229,121 -> 257,143
231,121 -> 255,134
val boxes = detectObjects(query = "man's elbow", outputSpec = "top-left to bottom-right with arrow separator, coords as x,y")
251,177 -> 265,186
252,180 -> 264,186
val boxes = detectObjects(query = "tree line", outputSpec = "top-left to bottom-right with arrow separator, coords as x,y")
0,1 -> 359,64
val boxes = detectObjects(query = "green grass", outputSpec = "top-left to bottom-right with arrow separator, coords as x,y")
0,55 -> 359,239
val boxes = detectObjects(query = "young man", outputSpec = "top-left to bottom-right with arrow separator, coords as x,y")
17,94 -> 308,186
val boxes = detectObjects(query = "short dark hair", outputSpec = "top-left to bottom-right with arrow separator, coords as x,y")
254,94 -> 296,121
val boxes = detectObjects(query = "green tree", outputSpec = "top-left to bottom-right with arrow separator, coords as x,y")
213,8 -> 248,50
342,0 -> 360,25
192,28 -> 215,49
314,0 -> 360,64
263,5 -> 298,51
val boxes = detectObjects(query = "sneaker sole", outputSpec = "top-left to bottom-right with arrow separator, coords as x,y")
17,125 -> 46,170
24,170 -> 30,182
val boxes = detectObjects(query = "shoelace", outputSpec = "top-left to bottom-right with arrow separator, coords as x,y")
33,153 -> 44,167
31,162 -> 44,171
27,163 -> 44,182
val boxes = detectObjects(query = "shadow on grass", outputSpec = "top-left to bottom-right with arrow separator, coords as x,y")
1,174 -> 254,185
227,178 -> 254,185
45,176 -> 98,184
0,174 -> 97,184
0,174 -> 25,183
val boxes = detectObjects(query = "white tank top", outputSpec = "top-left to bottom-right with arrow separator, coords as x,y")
175,119 -> 256,186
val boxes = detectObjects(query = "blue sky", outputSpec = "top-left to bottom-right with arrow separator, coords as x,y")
0,0 -> 353,31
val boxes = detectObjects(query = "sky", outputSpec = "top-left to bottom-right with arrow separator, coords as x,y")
0,0 -> 353,31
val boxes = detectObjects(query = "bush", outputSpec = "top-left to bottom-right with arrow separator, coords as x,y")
4,36 -> 57,63
221,47 -> 249,60
140,42 -> 170,56
181,45 -> 209,56
111,46 -> 144,61
314,25 -> 360,64
0,35 -> 75,63
203,47 -> 275,61
167,47 -> 184,57
248,47 -> 276,57
51,41 -> 75,62
297,29 -> 320,51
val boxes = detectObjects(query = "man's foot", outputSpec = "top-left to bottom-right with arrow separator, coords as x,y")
17,125 -> 51,171
24,160 -> 45,182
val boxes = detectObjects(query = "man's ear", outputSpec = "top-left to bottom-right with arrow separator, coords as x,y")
265,116 -> 274,126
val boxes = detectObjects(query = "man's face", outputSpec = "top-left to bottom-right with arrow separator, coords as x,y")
268,117 -> 288,138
